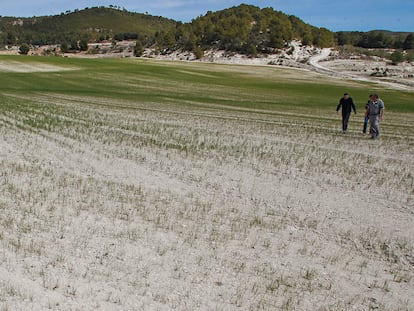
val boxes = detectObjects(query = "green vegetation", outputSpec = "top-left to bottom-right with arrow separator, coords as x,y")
170,5 -> 334,55
0,55 -> 413,115
336,30 -> 414,49
134,40 -> 144,57
18,43 -> 30,55
1,55 -> 413,311
390,50 -> 404,65
0,6 -> 176,46
338,45 -> 414,63
2,4 -> 412,57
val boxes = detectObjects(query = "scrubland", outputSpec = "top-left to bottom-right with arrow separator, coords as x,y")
0,56 -> 413,310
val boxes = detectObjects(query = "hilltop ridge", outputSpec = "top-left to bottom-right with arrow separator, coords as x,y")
1,4 -> 412,54
0,6 -> 176,46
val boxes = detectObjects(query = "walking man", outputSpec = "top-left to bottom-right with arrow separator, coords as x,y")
363,100 -> 370,134
366,93 -> 385,139
336,93 -> 356,132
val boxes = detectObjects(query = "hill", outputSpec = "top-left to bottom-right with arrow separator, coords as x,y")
0,5 -> 336,52
0,6 -> 176,46
167,4 -> 334,56
0,5 -> 412,54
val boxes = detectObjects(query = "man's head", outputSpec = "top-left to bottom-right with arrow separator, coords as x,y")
344,93 -> 349,99
370,93 -> 379,101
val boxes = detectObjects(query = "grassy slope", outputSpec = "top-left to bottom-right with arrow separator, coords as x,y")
1,55 -> 413,112
15,8 -> 176,37
1,55 -> 413,142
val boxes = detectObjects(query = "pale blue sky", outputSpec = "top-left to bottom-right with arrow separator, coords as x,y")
1,0 -> 413,32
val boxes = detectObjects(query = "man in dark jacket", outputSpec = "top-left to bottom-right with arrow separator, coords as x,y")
336,93 -> 356,132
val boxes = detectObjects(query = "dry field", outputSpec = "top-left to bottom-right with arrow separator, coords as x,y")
0,57 -> 413,310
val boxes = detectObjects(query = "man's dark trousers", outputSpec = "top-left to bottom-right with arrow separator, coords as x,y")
342,112 -> 351,131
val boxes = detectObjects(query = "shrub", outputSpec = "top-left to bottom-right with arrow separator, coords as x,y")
79,39 -> 89,51
390,50 -> 404,65
194,46 -> 204,59
405,50 -> 414,62
60,42 -> 69,53
19,43 -> 30,55
134,40 -> 144,57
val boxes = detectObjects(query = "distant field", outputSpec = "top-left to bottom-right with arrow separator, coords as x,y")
1,55 -> 414,110
0,55 -> 413,310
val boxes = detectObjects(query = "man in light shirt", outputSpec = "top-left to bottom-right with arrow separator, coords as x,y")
365,93 -> 385,139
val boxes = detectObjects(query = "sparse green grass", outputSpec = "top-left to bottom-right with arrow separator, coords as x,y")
0,55 -> 413,310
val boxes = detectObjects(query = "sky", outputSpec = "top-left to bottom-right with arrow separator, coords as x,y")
1,0 -> 413,32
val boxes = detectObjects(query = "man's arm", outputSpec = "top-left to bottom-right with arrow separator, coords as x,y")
351,98 -> 357,114
380,100 -> 385,121
336,99 -> 342,112
365,105 -> 370,117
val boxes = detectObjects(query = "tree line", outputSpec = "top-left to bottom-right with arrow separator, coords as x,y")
153,4 -> 335,57
1,5 -> 413,57
337,31 -> 414,50
0,6 -> 174,48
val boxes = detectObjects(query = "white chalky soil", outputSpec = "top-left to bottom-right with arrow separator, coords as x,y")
0,90 -> 413,310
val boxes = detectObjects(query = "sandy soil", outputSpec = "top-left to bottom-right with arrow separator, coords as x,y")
0,60 -> 77,73
320,58 -> 414,90
0,90 -> 413,310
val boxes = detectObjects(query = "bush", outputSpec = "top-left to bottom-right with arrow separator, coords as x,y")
390,50 -> 404,65
134,40 -> 144,57
70,39 -> 79,51
405,50 -> 414,62
60,42 -> 69,53
19,43 -> 30,55
79,39 -> 89,51
193,46 -> 204,59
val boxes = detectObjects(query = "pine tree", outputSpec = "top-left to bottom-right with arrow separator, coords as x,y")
390,50 -> 404,65
19,43 -> 30,55
403,34 -> 414,50
134,40 -> 144,57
